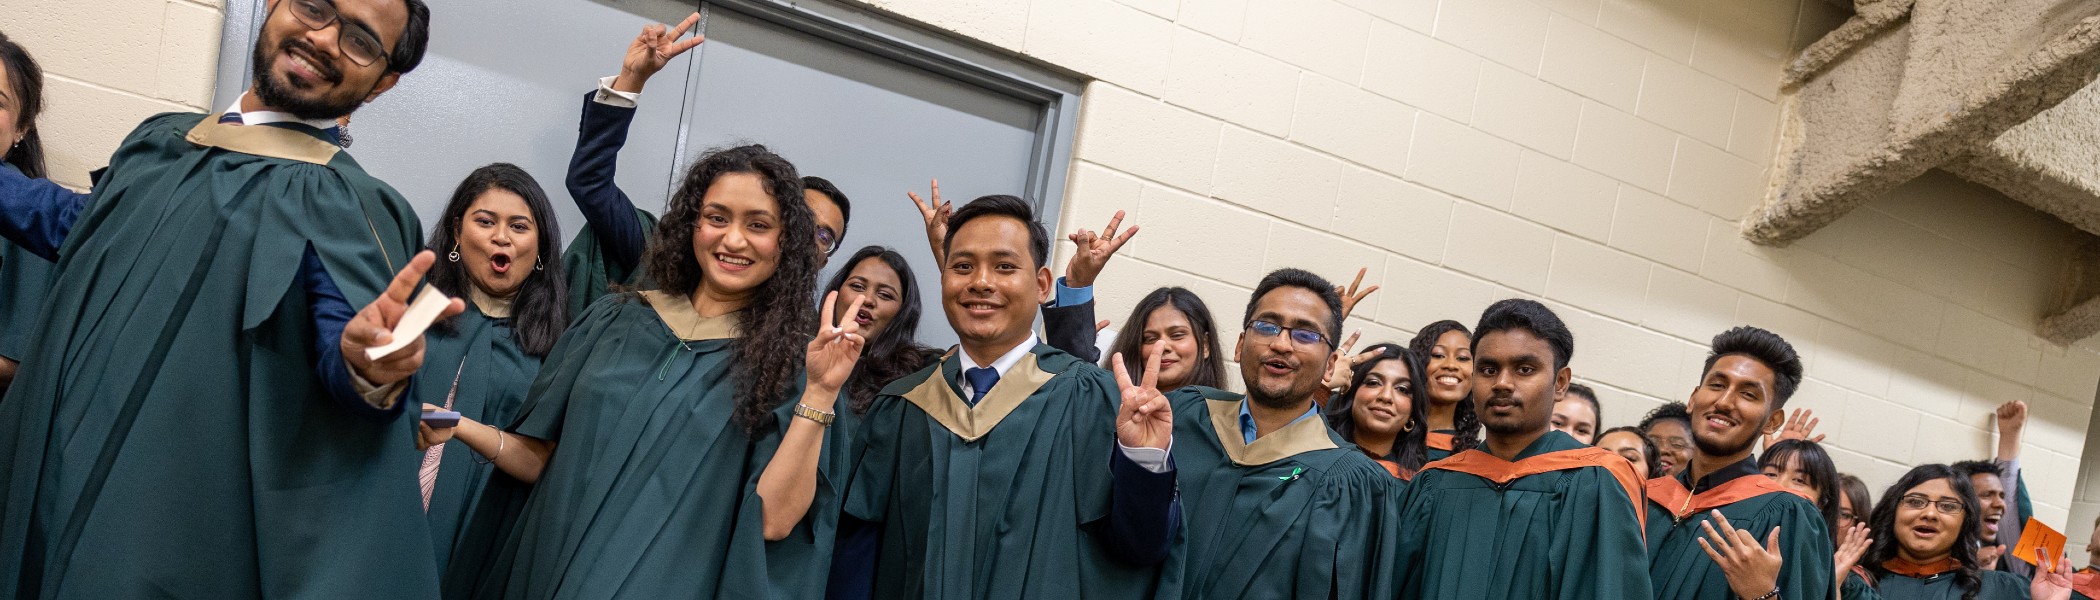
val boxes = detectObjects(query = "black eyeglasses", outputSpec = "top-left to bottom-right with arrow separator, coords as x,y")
1246,320 -> 1330,348
285,0 -> 390,67
816,227 -> 841,256
1899,494 -> 1965,516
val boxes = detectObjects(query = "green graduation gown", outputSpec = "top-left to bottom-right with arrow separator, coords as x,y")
0,112 -> 436,598
1645,459 -> 1834,600
1166,386 -> 1402,599
1426,429 -> 1457,461
1839,565 -> 2031,599
559,211 -> 655,319
1394,429 -> 1651,599
415,300 -> 542,584
843,344 -> 1170,599
473,291 -> 846,600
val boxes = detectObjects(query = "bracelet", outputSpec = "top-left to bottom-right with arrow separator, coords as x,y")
1741,587 -> 1779,600
474,426 -> 507,465
794,403 -> 836,427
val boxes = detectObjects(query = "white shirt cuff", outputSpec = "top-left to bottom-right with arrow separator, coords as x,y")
349,365 -> 408,410
594,75 -> 640,108
1117,441 -> 1172,473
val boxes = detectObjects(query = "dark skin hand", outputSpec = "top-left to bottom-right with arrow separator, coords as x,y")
341,250 -> 466,388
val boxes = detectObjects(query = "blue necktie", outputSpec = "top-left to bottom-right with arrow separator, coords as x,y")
963,367 -> 999,407
219,112 -> 244,124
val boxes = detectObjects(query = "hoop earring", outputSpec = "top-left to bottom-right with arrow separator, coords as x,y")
447,245 -> 461,262
1402,418 -> 1415,433
535,256 -> 545,271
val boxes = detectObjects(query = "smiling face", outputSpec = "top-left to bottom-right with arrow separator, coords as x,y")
1350,357 -> 1416,440
691,172 -> 782,301
1893,478 -> 1966,563
941,215 -> 1050,357
1471,328 -> 1568,438
1141,305 -> 1204,391
1760,455 -> 1824,504
453,188 -> 539,298
1551,397 -> 1597,444
1597,430 -> 1651,481
1425,330 -> 1473,408
835,256 -> 904,340
1688,354 -> 1783,459
1968,472 -> 2007,543
1646,419 -> 1693,478
1234,286 -> 1334,409
251,0 -> 406,120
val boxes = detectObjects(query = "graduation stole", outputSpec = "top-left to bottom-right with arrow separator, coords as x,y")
1879,557 -> 1960,578
1421,446 -> 1647,528
898,348 -> 1056,442
2073,568 -> 2098,598
1425,431 -> 1455,452
1202,399 -> 1338,466
1644,473 -> 1810,522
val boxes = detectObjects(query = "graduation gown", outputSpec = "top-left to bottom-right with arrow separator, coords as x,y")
0,113 -> 436,598
473,291 -> 845,600
416,300 -> 542,590
843,344 -> 1170,599
559,211 -> 656,320
1394,429 -> 1651,599
1839,562 -> 2032,599
1426,429 -> 1457,461
1166,386 -> 1403,599
1645,459 -> 1834,600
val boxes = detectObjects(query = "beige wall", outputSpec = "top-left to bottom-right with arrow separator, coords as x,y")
860,0 -> 2100,536
0,0 -> 224,188
8,0 -> 2098,546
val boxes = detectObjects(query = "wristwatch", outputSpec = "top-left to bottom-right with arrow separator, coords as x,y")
794,403 -> 836,427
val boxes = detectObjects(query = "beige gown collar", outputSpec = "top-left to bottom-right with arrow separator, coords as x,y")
638,290 -> 740,341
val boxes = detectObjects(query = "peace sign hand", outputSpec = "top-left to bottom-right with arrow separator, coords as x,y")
1697,511 -> 1784,600
1320,330 -> 1369,391
907,179 -> 951,264
1112,346 -> 1174,450
804,292 -> 868,408
1333,267 -> 1380,320
1065,210 -> 1139,288
614,13 -> 705,93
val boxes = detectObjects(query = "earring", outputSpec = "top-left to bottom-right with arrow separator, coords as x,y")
535,256 -> 545,271
447,245 -> 461,262
1402,418 -> 1415,433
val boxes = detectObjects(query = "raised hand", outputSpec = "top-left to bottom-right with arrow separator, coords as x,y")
344,250 -> 466,387
613,13 -> 706,93
2032,553 -> 2074,600
805,292 -> 868,404
906,179 -> 951,263
1113,347 -> 1174,450
1698,511 -> 1783,600
1996,400 -> 2028,438
1319,330 -> 1368,391
1065,210 -> 1139,288
1762,407 -> 1824,447
1832,522 -> 1870,579
1333,267 -> 1380,320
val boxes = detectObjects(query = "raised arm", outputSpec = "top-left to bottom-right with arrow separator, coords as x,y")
1042,211 -> 1138,361
757,292 -> 867,541
566,13 -> 705,273
1102,348 -> 1178,565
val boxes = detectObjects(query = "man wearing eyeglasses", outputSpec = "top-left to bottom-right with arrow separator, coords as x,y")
1129,267 -> 1401,598
1393,298 -> 1651,599
0,0 -> 450,597
1644,326 -> 1833,600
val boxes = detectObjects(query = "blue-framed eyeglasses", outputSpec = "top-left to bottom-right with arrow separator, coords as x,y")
1246,320 -> 1330,348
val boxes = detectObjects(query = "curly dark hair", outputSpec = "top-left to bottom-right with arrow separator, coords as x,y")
425,163 -> 569,356
1639,401 -> 1692,432
1323,343 -> 1431,474
822,246 -> 940,414
1408,320 -> 1480,452
644,144 -> 818,433
1863,464 -> 1985,600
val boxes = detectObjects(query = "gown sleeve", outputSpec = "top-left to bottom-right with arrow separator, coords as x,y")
1551,468 -> 1655,600
565,91 -> 648,273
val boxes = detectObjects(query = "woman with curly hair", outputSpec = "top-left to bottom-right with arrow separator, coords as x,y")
470,144 -> 866,599
1407,320 -> 1481,460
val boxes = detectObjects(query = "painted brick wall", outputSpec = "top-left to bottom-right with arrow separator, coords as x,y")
0,0 -> 224,189
862,0 -> 2100,540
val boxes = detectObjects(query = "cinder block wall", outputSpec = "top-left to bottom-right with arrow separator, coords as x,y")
861,0 -> 2100,539
0,0 -> 224,189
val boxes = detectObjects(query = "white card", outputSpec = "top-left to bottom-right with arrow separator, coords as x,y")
364,288 -> 453,361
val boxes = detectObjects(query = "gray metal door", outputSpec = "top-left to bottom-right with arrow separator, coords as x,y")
213,0 -> 1081,345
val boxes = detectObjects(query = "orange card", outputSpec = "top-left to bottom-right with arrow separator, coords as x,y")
2012,517 -> 2067,567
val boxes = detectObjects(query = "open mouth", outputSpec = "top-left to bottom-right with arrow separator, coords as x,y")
1260,357 -> 1293,376
853,308 -> 874,327
279,40 -> 339,85
1910,525 -> 1941,539
714,253 -> 753,272
490,252 -> 513,275
1435,375 -> 1462,387
1701,412 -> 1738,433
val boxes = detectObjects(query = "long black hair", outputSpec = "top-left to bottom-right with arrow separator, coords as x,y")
645,144 -> 818,434
1408,320 -> 1480,452
0,31 -> 46,178
1863,464 -> 1985,599
1323,343 -> 1431,474
425,163 -> 569,356
1106,287 -> 1226,391
1761,439 -> 1842,542
1597,425 -> 1661,477
822,246 -> 938,414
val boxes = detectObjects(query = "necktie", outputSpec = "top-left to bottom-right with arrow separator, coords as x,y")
419,359 -> 467,510
964,367 -> 1000,407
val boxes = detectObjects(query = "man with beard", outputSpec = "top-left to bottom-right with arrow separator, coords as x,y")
0,0 -> 450,597
1393,298 -> 1649,599
841,195 -> 1178,599
1954,400 -> 2035,577
1644,326 -> 1832,600
1135,268 -> 1400,599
